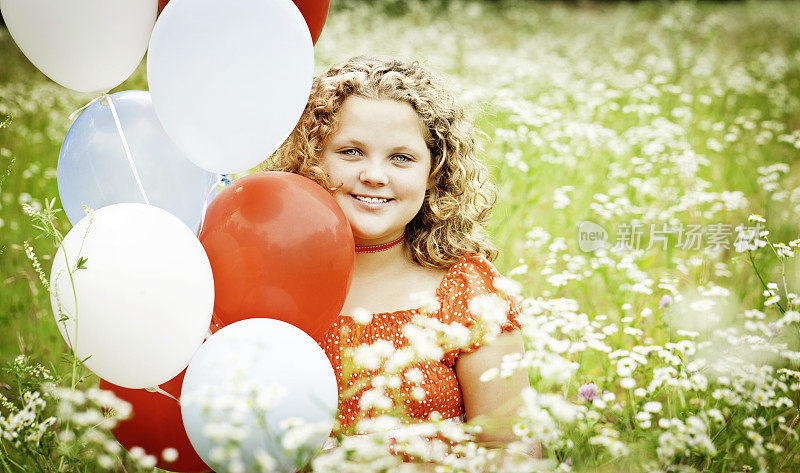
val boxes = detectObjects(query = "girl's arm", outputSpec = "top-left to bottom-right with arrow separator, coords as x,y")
455,330 -> 542,459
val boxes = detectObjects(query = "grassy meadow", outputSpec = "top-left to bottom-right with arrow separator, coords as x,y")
1,0 -> 800,471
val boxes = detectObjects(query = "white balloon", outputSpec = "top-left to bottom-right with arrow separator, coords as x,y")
49,203 -> 214,388
148,0 -> 314,174
181,319 -> 337,473
0,0 -> 157,93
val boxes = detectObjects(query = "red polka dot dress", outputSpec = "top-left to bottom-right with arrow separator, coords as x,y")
319,254 -> 522,431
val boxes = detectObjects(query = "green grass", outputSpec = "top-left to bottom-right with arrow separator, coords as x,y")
1,1 -> 800,471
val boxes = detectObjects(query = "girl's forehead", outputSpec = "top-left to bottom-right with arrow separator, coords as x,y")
337,95 -> 419,120
331,96 -> 430,145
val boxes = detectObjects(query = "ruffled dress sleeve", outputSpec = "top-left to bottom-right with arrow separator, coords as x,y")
436,254 -> 522,367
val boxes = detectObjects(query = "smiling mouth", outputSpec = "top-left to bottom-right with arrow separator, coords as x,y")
350,194 -> 394,204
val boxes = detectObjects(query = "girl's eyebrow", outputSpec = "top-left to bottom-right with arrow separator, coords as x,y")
334,137 -> 368,148
388,145 -> 421,155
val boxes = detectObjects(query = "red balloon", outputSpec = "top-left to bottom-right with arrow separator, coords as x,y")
199,172 -> 354,341
101,370 -> 209,473
208,312 -> 225,335
294,0 -> 330,45
157,0 -> 330,45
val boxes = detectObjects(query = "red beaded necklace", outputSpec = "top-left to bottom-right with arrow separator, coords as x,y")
355,234 -> 405,254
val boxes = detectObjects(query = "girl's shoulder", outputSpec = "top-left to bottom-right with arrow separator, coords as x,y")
436,253 -> 502,295
436,252 -> 517,316
434,253 -> 522,367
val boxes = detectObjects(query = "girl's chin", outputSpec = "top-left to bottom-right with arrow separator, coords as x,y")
351,227 -> 404,245
352,232 -> 394,245
348,219 -> 390,235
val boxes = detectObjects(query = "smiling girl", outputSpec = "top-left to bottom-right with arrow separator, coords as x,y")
260,56 -> 539,462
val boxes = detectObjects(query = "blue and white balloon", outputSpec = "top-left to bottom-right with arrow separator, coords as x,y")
58,90 -> 216,233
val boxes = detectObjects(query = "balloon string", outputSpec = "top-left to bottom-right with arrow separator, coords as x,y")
104,94 -> 151,205
196,173 -> 233,236
145,386 -> 181,405
196,173 -> 216,235
68,95 -> 105,122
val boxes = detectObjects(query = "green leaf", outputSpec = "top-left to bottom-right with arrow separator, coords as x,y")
75,256 -> 88,270
59,353 -> 75,365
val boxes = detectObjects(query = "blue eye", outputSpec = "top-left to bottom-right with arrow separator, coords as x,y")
393,155 -> 412,163
340,149 -> 360,157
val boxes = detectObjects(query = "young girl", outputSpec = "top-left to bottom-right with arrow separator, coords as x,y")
261,56 -> 539,459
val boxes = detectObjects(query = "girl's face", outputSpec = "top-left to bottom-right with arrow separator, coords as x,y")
320,95 -> 432,246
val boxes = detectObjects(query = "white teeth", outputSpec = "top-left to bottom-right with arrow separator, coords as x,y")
354,195 -> 389,204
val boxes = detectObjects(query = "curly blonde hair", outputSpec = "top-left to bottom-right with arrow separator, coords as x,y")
259,55 -> 498,269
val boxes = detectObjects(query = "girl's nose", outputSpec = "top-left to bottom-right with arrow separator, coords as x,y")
359,161 -> 388,186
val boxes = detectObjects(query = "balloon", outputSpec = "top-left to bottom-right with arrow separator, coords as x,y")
294,0 -> 331,45
198,172 -> 354,342
58,91 -> 216,234
99,314 -> 223,472
0,0 -> 156,93
49,203 -> 214,388
147,0 -> 314,174
156,0 -> 329,44
181,319 -> 338,473
101,370 -> 209,473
